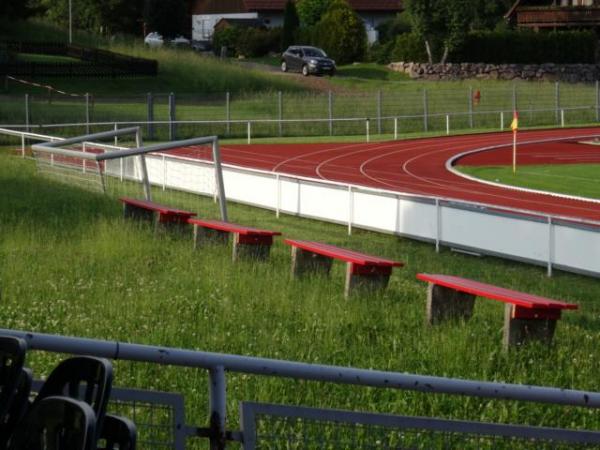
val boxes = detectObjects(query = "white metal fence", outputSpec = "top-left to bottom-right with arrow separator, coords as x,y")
3,127 -> 600,278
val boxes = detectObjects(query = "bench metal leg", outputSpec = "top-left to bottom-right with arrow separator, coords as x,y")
123,204 -> 154,223
291,247 -> 333,278
503,304 -> 558,350
426,283 -> 476,325
345,263 -> 391,298
194,225 -> 229,249
232,234 -> 273,262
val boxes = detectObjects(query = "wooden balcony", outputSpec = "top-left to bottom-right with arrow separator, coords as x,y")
517,7 -> 600,28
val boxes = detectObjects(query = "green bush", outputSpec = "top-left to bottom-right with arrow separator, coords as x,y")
212,27 -> 242,56
390,33 -> 428,63
367,41 -> 395,64
236,27 -> 282,57
213,26 -> 282,58
314,0 -> 366,65
453,30 -> 598,64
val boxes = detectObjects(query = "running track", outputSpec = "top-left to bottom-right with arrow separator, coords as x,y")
185,128 -> 600,222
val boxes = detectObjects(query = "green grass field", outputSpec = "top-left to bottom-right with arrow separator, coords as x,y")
2,151 -> 600,447
458,164 -> 600,199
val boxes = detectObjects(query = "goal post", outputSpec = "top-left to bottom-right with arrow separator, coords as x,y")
30,127 -> 228,221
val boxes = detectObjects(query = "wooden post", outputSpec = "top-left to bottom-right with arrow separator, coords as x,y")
426,283 -> 476,325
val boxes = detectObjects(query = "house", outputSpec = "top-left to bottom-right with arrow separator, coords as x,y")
191,0 -> 403,43
505,0 -> 600,30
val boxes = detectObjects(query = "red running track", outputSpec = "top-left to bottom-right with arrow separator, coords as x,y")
179,128 -> 600,222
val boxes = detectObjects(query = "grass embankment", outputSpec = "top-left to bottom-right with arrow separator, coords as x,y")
0,19 -> 304,95
458,164 -> 600,199
1,153 -> 600,445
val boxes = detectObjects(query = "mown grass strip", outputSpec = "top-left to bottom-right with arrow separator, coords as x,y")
458,164 -> 600,200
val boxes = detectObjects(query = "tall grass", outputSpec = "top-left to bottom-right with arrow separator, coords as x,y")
1,153 -> 600,447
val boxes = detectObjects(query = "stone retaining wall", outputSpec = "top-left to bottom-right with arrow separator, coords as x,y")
388,62 -> 600,83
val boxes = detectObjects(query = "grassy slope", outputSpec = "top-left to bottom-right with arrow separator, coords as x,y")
0,19 -> 305,95
458,164 -> 600,200
2,153 -> 600,435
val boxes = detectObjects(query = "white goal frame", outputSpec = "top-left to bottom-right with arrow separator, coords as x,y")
30,127 -> 228,221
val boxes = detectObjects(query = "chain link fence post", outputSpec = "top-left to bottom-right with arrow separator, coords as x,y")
147,92 -> 154,141
169,92 -> 176,141
24,94 -> 30,133
468,87 -> 473,128
328,90 -> 333,136
423,89 -> 429,133
85,93 -> 90,134
278,91 -> 283,137
596,80 -> 599,122
555,82 -> 560,125
226,92 -> 230,136
377,90 -> 382,135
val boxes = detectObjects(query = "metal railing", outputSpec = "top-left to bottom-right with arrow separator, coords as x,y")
2,328 -> 600,449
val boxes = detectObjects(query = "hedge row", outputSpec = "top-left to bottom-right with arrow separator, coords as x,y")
383,30 -> 598,65
455,30 -> 598,64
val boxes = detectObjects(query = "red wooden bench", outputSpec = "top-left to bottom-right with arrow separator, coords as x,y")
120,197 -> 196,232
416,273 -> 578,349
187,218 -> 281,261
284,239 -> 404,297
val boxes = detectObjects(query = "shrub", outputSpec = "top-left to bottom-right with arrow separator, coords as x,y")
453,30 -> 598,64
214,26 -> 282,58
236,27 -> 281,57
212,27 -> 242,57
282,0 -> 300,50
390,33 -> 428,63
367,41 -> 395,65
314,0 -> 366,65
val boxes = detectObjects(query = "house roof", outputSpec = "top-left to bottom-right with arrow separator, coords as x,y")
192,0 -> 402,15
504,0 -> 522,19
215,18 -> 266,28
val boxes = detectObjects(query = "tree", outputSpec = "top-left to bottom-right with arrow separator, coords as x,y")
471,0 -> 513,31
405,0 -> 472,64
314,0 -> 366,65
297,0 -> 332,26
1,0 -> 36,19
281,0 -> 300,50
36,0 -> 143,36
144,0 -> 187,38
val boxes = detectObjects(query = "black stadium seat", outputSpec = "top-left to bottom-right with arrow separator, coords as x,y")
8,396 -> 96,450
0,368 -> 32,448
33,356 -> 113,438
98,414 -> 137,450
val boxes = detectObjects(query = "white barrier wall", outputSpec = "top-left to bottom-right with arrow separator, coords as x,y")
140,153 -> 600,278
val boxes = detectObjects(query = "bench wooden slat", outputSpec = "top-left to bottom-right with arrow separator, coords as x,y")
187,218 -> 281,236
285,239 -> 403,267
119,197 -> 196,217
417,274 -> 577,310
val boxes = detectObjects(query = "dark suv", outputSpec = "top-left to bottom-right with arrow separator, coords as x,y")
281,46 -> 336,76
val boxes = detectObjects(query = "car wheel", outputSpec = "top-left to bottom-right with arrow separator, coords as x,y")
329,69 -> 335,77
281,61 -> 288,72
302,65 -> 309,77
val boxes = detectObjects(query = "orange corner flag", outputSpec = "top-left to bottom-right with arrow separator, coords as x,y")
510,110 -> 519,132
